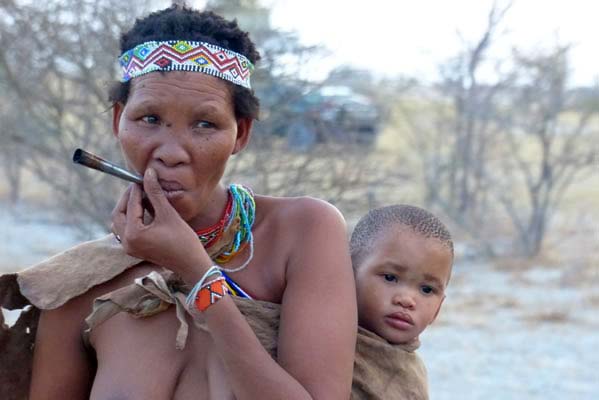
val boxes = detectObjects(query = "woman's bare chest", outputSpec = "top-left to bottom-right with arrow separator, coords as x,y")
89,307 -> 234,400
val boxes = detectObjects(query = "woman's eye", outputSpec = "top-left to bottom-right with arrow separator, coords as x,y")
420,285 -> 435,295
141,115 -> 160,124
196,120 -> 215,129
383,274 -> 398,283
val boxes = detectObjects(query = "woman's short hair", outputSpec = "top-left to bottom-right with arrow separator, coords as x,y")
108,5 -> 261,120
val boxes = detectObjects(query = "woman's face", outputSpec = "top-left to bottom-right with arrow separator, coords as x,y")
112,71 -> 251,227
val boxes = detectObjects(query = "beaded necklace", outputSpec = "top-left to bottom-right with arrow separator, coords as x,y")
194,194 -> 233,248
194,184 -> 255,273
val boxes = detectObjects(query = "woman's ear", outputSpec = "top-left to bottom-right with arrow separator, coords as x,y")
232,117 -> 253,155
112,103 -> 124,138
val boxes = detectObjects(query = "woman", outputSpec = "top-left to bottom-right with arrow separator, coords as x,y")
28,5 -> 357,399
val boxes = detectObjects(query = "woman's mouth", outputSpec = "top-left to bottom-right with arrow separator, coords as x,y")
163,189 -> 185,199
159,180 -> 186,199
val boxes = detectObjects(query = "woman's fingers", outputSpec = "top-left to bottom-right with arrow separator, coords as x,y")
126,183 -> 145,228
113,185 -> 132,216
142,168 -> 174,220
111,185 -> 133,236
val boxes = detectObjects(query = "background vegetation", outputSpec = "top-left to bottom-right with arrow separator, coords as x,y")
1,1 -> 597,398
1,0 -> 596,260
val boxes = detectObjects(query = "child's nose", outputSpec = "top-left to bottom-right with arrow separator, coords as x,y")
393,292 -> 416,309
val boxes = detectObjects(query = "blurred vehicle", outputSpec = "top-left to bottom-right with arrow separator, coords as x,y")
287,85 -> 380,149
317,85 -> 379,133
259,84 -> 380,150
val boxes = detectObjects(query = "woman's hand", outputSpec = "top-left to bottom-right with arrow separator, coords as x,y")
111,168 -> 212,277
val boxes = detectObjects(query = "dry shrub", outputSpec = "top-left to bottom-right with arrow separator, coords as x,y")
497,298 -> 520,309
559,262 -> 599,288
585,294 -> 599,307
522,310 -> 571,324
492,252 -> 561,273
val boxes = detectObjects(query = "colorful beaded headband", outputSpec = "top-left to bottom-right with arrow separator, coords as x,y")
118,40 -> 254,88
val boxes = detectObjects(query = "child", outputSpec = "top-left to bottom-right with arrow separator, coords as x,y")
350,204 -> 453,399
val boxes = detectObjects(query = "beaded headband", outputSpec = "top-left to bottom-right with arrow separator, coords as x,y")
118,40 -> 254,89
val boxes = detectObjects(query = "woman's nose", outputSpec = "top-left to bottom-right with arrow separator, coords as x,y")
154,130 -> 191,167
153,139 -> 191,167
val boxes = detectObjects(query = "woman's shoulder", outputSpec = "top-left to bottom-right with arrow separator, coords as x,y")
253,194 -> 349,268
255,194 -> 346,228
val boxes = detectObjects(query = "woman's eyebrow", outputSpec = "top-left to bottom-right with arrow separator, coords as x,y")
192,103 -> 222,116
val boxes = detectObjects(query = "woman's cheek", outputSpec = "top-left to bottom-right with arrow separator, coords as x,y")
118,129 -> 146,172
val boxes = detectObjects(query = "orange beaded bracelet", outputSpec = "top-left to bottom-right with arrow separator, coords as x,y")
195,277 -> 229,312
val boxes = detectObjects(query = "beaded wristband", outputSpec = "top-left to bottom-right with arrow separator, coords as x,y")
185,266 -> 230,313
195,277 -> 229,312
185,266 -> 222,310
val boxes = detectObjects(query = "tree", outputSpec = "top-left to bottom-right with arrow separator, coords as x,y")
394,2 -> 598,257
0,0 -> 161,232
208,0 -> 393,216
495,46 -> 599,256
0,0 -> 393,233
395,2 -> 513,253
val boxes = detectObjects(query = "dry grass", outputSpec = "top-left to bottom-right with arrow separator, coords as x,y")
449,294 -> 521,313
559,262 -> 599,287
585,294 -> 599,307
522,310 -> 571,324
493,254 -> 561,272
496,298 -> 521,309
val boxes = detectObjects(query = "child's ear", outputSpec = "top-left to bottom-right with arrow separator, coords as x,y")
429,295 -> 446,325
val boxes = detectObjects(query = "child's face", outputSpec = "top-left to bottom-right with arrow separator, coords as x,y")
355,226 -> 452,344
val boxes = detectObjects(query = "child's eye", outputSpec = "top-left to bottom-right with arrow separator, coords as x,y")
420,285 -> 435,295
383,274 -> 398,283
141,115 -> 160,124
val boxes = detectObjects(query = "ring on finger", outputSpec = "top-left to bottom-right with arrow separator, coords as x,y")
113,232 -> 122,243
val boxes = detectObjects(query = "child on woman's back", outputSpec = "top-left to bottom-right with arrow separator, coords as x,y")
350,204 -> 454,399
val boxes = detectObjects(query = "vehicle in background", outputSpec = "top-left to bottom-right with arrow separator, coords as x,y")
287,85 -> 380,150
259,84 -> 381,150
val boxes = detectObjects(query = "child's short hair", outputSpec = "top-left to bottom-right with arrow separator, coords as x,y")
350,205 -> 454,268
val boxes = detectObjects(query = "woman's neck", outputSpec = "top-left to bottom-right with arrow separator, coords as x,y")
186,184 -> 230,232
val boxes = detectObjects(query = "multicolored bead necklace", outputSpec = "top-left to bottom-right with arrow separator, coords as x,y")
194,184 -> 255,273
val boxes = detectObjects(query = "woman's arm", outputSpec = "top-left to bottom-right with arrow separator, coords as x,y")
113,169 -> 357,400
30,301 -> 94,399
277,199 -> 357,398
203,200 -> 357,400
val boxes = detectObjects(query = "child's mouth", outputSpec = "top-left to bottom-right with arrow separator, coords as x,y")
385,312 -> 414,330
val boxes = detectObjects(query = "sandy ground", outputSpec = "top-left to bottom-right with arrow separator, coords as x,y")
1,202 -> 598,399
420,259 -> 599,399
